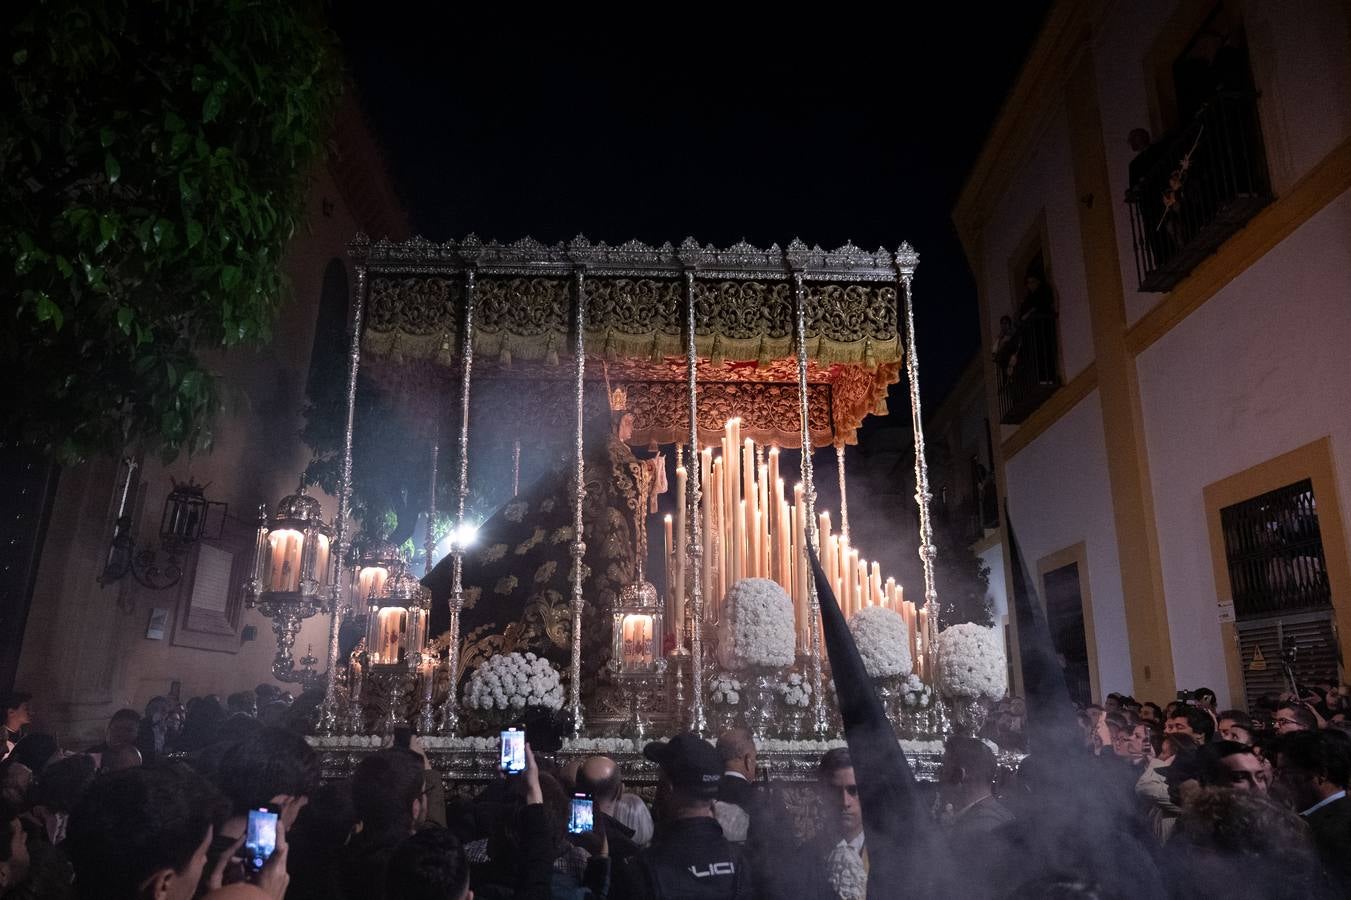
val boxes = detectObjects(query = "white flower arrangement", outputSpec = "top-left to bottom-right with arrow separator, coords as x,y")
777,672 -> 812,708
901,672 -> 933,709
847,606 -> 912,679
463,651 -> 564,712
720,578 -> 796,669
935,623 -> 1007,702
709,673 -> 742,706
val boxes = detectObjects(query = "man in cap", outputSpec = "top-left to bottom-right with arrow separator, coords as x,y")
612,732 -> 753,899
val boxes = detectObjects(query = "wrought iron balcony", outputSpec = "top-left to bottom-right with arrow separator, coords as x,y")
1126,91 -> 1272,293
996,313 -> 1060,426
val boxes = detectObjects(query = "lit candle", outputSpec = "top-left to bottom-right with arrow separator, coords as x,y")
839,540 -> 852,616
703,450 -> 716,618
730,438 -> 743,584
790,505 -> 806,650
767,446 -> 780,552
838,535 -> 850,611
885,576 -> 896,611
663,513 -> 674,613
905,600 -> 918,667
737,499 -> 747,583
857,556 -> 868,609
871,561 -> 883,609
917,607 -> 928,678
793,483 -> 808,647
742,437 -> 756,575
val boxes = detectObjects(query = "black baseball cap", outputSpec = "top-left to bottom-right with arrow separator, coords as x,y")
643,732 -> 722,798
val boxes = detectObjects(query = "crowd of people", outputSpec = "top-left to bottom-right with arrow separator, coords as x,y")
2,675 -> 1351,899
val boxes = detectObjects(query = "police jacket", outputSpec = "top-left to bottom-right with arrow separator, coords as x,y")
612,816 -> 753,900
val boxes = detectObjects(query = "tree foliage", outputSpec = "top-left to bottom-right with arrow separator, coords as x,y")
2,0 -> 340,462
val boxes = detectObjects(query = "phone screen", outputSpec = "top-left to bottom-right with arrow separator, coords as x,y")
568,794 -> 594,834
500,728 -> 525,774
244,808 -> 279,873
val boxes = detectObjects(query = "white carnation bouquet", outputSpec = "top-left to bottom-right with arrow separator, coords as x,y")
934,623 -> 1007,701
709,673 -> 742,706
463,651 -> 564,712
720,578 -> 796,669
777,672 -> 812,708
901,672 -> 933,709
847,606 -> 912,679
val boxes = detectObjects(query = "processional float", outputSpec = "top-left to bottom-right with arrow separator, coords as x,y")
244,234 -> 956,774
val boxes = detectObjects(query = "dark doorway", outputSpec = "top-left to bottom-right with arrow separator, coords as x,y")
0,439 -> 59,693
1043,561 -> 1092,707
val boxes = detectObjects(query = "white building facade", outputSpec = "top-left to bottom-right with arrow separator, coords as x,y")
954,0 -> 1351,709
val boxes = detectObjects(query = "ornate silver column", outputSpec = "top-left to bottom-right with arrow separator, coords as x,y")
792,272 -> 828,735
438,269 -> 476,735
424,443 -> 439,576
568,270 -> 588,736
319,259 -> 367,735
897,244 -> 938,625
684,270 -> 707,736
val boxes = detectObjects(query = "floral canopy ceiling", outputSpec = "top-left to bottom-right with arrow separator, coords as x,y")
353,234 -> 918,448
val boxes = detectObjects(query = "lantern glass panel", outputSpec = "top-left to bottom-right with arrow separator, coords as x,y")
373,607 -> 409,665
267,529 -> 305,593
162,490 -> 208,544
313,534 -> 331,588
354,565 -> 390,606
620,613 -> 656,670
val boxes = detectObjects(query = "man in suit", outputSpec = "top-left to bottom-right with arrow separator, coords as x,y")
1277,729 -> 1351,891
715,728 -> 757,812
937,737 -> 1015,838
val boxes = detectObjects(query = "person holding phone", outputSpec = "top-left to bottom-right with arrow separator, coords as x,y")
205,728 -> 318,890
64,766 -> 290,900
574,756 -> 641,862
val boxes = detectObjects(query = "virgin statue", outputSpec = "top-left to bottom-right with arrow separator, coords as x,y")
423,381 -> 665,701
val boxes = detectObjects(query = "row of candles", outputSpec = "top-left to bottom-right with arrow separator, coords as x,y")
660,417 -> 937,678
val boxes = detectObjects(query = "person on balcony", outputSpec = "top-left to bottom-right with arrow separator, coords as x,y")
1015,269 -> 1058,387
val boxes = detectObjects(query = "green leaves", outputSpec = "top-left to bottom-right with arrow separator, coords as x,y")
34,292 -> 64,330
1,0 -> 341,464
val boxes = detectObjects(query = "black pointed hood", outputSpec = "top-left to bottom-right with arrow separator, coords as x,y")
809,546 -> 931,894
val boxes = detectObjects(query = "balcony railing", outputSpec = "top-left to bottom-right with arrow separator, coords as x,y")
1126,91 -> 1272,292
997,312 -> 1060,425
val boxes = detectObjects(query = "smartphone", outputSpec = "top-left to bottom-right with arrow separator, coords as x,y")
244,807 -> 279,874
499,728 -> 525,774
393,726 -> 412,750
568,793 -> 594,834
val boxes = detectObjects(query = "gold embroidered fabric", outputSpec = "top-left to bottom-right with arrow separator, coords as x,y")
364,275 -> 902,369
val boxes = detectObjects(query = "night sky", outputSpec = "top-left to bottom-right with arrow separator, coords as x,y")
333,6 -> 1049,407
